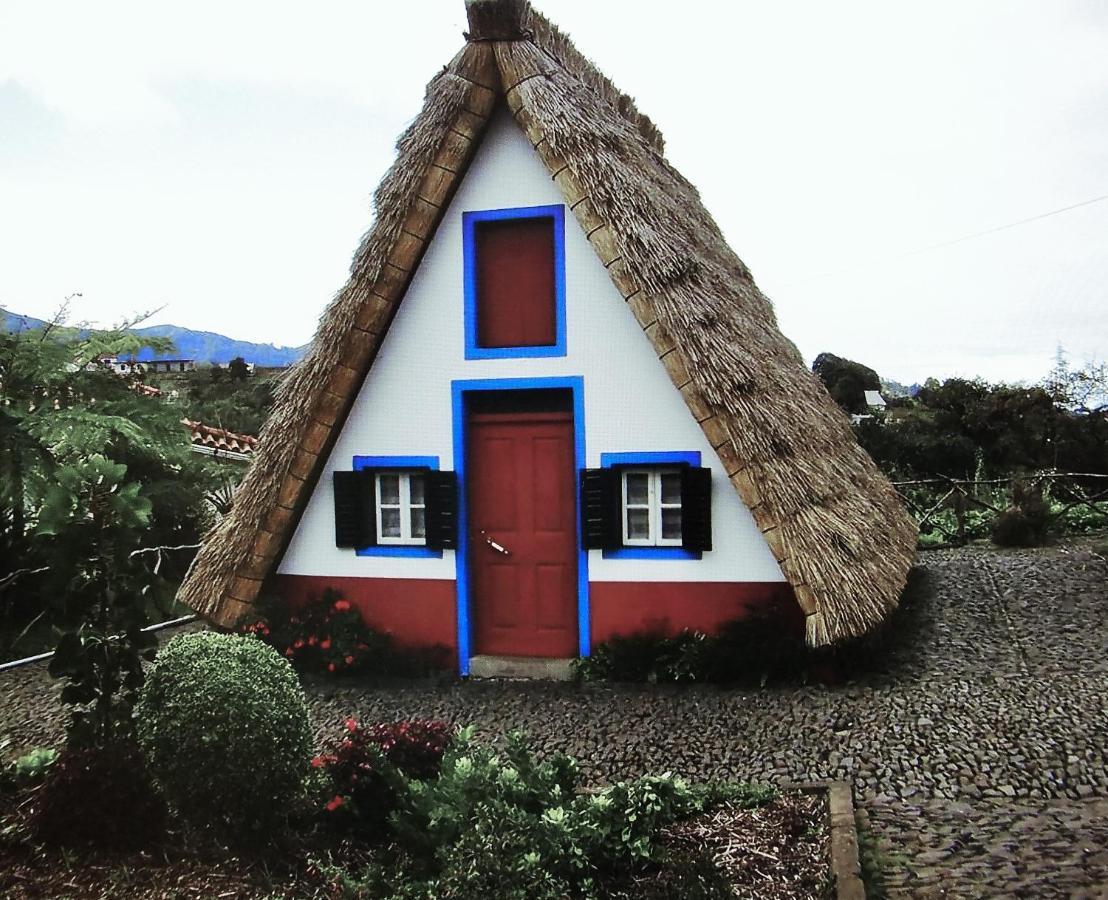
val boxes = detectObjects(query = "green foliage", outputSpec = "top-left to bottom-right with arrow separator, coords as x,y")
48,620 -> 158,747
135,632 -> 313,837
325,731 -> 720,899
1,311 -> 219,661
812,352 -> 881,414
30,742 -> 166,849
178,366 -> 274,435
574,612 -> 807,686
3,747 -> 60,789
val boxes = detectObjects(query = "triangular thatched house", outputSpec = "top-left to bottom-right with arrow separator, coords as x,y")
179,0 -> 916,675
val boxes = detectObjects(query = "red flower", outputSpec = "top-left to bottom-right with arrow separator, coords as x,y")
285,648 -> 294,657
308,635 -> 318,646
345,718 -> 358,733
325,795 -> 345,812
333,599 -> 351,612
327,662 -> 336,673
320,639 -> 332,651
345,655 -> 355,665
293,639 -> 304,649
311,756 -> 325,769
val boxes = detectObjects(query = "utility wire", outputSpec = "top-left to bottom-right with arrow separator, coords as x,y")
783,191 -> 1108,286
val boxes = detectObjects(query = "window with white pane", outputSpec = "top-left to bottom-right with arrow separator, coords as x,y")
375,471 -> 427,545
621,469 -> 683,546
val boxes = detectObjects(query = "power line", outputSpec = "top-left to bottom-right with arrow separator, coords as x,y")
783,190 -> 1108,286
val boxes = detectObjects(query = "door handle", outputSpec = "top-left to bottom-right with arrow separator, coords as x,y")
479,530 -> 511,556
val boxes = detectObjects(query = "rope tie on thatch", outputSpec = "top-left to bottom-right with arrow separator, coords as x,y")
465,29 -> 534,42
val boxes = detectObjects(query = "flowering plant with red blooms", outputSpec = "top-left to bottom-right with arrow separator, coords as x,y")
313,718 -> 456,830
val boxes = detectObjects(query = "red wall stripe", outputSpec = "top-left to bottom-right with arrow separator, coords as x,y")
274,575 -> 799,664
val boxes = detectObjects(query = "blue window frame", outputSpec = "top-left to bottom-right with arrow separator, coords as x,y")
462,204 -> 567,360
352,455 -> 442,558
600,451 -> 702,560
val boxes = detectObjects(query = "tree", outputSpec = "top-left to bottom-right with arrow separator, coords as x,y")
0,309 -> 220,717
812,352 -> 881,414
227,356 -> 250,382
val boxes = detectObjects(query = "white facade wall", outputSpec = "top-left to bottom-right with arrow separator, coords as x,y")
279,111 -> 782,585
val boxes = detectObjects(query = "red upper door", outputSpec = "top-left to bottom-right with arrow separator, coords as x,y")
467,410 -> 578,658
475,216 -> 557,348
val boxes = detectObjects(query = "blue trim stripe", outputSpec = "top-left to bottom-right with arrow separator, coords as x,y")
462,205 -> 567,360
600,451 -> 702,561
451,376 -> 588,675
352,455 -> 442,559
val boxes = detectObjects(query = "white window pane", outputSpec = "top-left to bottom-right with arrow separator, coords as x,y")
411,507 -> 426,539
380,507 -> 402,538
378,474 -> 400,505
626,507 -> 650,540
660,472 -> 682,505
661,507 -> 683,541
625,473 -> 649,506
409,474 -> 425,506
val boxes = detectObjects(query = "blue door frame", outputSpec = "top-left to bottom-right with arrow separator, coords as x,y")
450,376 -> 589,675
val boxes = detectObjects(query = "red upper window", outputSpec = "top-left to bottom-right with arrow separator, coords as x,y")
475,216 -> 557,349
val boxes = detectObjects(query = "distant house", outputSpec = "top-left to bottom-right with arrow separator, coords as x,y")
864,390 -> 887,412
182,419 -> 257,462
140,358 -> 195,374
89,353 -> 139,375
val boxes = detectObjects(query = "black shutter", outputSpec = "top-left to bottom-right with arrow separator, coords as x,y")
580,467 -> 622,550
425,470 -> 459,550
680,466 -> 713,552
333,470 -> 374,549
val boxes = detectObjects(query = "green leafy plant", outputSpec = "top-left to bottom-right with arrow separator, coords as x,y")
575,611 -> 807,686
135,632 -> 313,837
5,747 -> 59,788
326,731 -> 712,898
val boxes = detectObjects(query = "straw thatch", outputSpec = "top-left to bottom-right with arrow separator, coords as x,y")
178,0 -> 916,645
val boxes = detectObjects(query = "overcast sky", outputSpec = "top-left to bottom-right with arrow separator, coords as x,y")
2,0 -> 1105,385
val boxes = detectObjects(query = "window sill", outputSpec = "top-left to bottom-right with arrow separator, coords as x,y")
355,546 -> 444,558
601,547 -> 702,560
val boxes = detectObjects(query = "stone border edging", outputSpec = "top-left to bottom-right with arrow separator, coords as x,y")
785,780 -> 866,900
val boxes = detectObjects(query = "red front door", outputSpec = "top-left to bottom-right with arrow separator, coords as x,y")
468,409 -> 578,657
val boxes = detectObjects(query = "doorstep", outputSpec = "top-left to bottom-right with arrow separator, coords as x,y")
468,655 -> 575,681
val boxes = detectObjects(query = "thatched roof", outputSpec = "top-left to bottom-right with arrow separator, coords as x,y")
177,0 -> 916,645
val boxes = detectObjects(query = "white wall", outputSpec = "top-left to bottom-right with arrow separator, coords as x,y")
279,110 -> 783,584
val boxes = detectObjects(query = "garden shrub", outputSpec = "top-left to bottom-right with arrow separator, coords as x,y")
240,589 -> 449,676
349,731 -> 706,897
135,631 -> 313,836
992,479 -> 1051,547
31,742 -> 166,849
575,611 -> 807,686
315,718 -> 455,830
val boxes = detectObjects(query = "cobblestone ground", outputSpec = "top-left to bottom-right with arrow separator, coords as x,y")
2,542 -> 1105,897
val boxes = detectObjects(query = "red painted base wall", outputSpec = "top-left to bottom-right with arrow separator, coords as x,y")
273,575 -> 457,665
272,575 -> 800,664
589,581 -> 801,644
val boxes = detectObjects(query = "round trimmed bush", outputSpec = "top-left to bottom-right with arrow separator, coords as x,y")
135,632 -> 313,835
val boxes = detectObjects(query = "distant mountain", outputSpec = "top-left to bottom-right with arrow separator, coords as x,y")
881,379 -> 922,398
129,325 -> 305,367
1,308 -> 306,367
